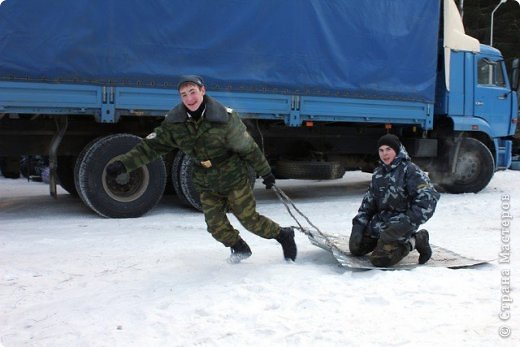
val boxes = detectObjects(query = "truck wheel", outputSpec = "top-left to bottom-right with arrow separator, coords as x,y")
171,151 -> 197,209
178,153 -> 203,211
57,156 -> 78,195
74,134 -> 166,218
74,137 -> 104,208
275,160 -> 345,180
432,137 -> 494,194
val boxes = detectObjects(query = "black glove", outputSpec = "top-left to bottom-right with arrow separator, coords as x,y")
348,224 -> 366,254
262,172 -> 276,189
106,160 -> 126,178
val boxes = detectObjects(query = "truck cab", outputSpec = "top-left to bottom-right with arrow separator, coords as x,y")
424,1 -> 518,194
474,46 -> 517,142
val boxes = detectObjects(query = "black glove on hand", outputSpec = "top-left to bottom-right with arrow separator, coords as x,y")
348,224 -> 366,254
262,172 -> 276,189
106,160 -> 126,178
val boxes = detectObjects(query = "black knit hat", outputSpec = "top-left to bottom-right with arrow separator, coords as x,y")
377,134 -> 401,154
177,75 -> 204,90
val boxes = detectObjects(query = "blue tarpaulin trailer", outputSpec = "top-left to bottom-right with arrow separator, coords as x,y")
0,0 -> 438,102
0,0 -> 517,217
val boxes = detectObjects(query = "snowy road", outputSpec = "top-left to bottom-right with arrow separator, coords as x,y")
1,171 -> 519,346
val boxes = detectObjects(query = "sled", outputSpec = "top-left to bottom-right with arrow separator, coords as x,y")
305,228 -> 491,270
272,186 -> 491,270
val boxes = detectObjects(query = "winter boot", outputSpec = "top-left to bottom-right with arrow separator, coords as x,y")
276,227 -> 297,261
415,229 -> 432,264
369,239 -> 410,267
228,238 -> 252,264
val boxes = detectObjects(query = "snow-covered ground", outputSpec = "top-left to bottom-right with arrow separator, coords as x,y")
0,170 -> 519,346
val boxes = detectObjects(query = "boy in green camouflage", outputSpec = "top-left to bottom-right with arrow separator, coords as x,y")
106,75 -> 297,263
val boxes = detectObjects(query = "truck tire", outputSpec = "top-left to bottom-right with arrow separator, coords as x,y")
74,137 -> 104,209
75,134 -> 166,218
178,153 -> 203,211
275,160 -> 345,180
57,156 -> 78,195
431,137 -> 494,194
171,151 -> 197,209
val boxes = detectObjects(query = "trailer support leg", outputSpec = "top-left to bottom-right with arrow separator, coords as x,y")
48,116 -> 68,198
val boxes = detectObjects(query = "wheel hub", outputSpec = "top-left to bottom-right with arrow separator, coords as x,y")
102,167 -> 150,202
454,153 -> 479,182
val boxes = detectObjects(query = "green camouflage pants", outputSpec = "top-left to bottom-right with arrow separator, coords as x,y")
200,178 -> 280,247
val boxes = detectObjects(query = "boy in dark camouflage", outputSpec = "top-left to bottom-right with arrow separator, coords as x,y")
106,75 -> 297,263
349,134 -> 440,267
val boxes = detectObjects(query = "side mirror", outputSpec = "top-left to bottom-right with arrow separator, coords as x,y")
512,58 -> 519,91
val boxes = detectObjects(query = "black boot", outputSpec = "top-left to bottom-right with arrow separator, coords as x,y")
229,238 -> 252,264
369,239 -> 410,267
276,227 -> 297,261
415,229 -> 432,264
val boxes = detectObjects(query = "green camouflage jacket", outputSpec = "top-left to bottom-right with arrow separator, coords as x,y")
118,95 -> 271,193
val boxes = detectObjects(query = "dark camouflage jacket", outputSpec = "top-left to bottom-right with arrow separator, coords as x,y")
118,95 -> 271,193
352,146 -> 440,237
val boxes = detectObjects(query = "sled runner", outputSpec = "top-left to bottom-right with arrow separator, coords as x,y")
273,186 -> 491,270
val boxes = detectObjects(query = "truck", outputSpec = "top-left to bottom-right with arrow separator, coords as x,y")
0,0 -> 518,218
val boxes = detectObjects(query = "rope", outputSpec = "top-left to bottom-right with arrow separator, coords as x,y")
272,185 -> 328,240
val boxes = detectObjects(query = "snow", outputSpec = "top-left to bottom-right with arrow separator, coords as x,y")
1,170 -> 519,346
